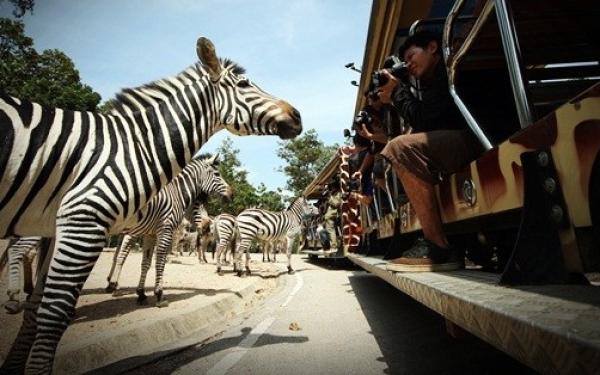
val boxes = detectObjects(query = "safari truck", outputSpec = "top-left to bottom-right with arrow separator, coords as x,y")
306,0 -> 600,373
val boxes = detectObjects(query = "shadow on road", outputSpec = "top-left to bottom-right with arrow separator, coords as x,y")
74,287 -> 239,323
90,327 -> 309,375
347,272 -> 538,375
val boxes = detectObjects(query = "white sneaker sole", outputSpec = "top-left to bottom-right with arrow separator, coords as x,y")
386,262 -> 462,272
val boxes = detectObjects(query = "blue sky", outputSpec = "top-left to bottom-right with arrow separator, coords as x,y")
1,0 -> 371,193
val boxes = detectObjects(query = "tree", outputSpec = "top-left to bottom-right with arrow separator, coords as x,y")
0,0 -> 34,18
0,18 -> 101,111
205,137 -> 285,216
276,128 -> 338,196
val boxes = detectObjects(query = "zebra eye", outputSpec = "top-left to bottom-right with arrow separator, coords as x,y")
237,79 -> 250,88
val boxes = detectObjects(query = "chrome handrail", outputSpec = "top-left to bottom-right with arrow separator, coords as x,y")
494,0 -> 534,128
443,0 -> 493,151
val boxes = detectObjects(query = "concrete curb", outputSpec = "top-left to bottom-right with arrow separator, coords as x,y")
53,272 -> 287,374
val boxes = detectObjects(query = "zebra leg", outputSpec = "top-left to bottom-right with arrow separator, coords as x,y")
202,244 -> 208,263
106,234 -> 136,294
153,230 -> 174,308
235,239 -> 251,277
199,233 -> 208,264
0,238 -> 52,374
136,237 -> 156,305
5,240 -> 28,314
22,245 -> 38,296
286,236 -> 295,275
26,219 -> 107,374
215,240 -> 227,275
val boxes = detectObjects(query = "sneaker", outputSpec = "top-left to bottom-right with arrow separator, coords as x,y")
386,238 -> 463,272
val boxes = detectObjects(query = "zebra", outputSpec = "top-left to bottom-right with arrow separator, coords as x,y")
192,200 -> 238,274
105,154 -> 231,306
0,37 -> 302,374
191,199 -> 213,263
261,237 -> 286,263
212,213 -> 238,275
2,237 -> 40,314
235,197 -> 312,276
173,218 -> 198,257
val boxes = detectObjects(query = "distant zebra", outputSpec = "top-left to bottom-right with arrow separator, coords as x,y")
0,37 -> 302,374
105,155 -> 230,306
2,237 -> 39,314
235,197 -> 311,276
261,237 -> 287,263
193,200 -> 238,274
212,213 -> 238,275
191,200 -> 212,263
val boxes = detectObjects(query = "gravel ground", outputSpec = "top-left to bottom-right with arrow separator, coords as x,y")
0,249 -> 282,363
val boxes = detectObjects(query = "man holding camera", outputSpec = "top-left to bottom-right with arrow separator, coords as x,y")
377,31 -> 481,272
322,179 -> 342,253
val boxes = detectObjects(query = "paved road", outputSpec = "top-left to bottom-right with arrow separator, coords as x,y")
123,255 -> 537,375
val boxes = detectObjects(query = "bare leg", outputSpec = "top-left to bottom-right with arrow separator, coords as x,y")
393,165 -> 449,248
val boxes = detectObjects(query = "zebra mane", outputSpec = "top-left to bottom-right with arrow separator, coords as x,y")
106,58 -> 245,113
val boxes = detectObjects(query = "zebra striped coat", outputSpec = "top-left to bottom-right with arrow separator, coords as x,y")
189,201 -> 238,273
235,197 -> 311,276
0,37 -> 301,374
2,237 -> 40,314
105,155 -> 231,306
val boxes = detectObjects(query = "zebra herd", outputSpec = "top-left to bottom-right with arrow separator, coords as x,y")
0,37 -> 306,374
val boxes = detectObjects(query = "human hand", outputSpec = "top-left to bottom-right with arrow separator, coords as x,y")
377,70 -> 399,104
356,124 -> 373,139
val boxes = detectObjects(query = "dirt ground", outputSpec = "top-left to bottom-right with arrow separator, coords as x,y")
0,248 -> 283,363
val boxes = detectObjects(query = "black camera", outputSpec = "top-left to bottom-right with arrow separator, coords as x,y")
352,110 -> 373,131
347,176 -> 362,192
371,55 -> 408,88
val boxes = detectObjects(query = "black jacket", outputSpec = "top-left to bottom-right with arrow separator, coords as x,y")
391,61 -> 464,133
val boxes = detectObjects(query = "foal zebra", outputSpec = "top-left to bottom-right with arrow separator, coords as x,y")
0,37 -> 302,374
105,154 -> 231,306
235,197 -> 311,276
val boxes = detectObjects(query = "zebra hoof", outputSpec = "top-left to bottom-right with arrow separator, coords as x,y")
105,282 -> 118,294
237,270 -> 245,278
245,268 -> 252,276
156,299 -> 170,308
4,300 -> 23,314
288,268 -> 295,275
136,289 -> 148,305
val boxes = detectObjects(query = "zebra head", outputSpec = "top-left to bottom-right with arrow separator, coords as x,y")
194,153 -> 233,201
197,37 -> 302,140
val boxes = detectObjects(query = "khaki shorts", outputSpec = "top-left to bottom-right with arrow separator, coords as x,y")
380,130 -> 481,184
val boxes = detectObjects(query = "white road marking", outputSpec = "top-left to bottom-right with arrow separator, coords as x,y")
184,271 -> 304,375
281,272 -> 303,307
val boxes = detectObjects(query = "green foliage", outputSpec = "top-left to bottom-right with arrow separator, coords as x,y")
0,0 -> 34,18
205,137 -> 285,216
276,128 -> 338,196
0,18 -> 101,111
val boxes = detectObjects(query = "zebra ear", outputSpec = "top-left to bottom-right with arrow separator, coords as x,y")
207,152 -> 219,165
197,37 -> 222,80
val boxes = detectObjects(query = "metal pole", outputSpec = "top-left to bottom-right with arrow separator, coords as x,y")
494,0 -> 534,128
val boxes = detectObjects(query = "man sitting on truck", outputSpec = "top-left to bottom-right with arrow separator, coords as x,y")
377,30 -> 482,272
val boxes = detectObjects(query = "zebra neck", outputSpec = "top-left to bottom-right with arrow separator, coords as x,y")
286,204 -> 304,224
117,84 -> 221,193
